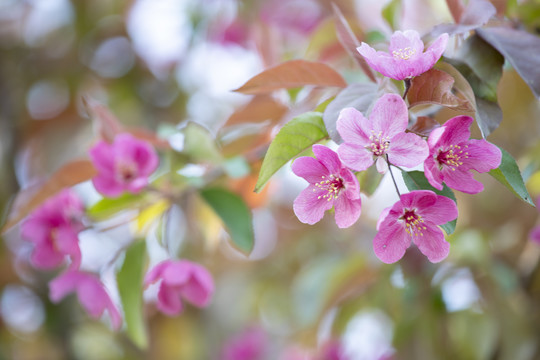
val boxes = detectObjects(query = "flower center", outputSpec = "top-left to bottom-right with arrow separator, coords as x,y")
314,174 -> 344,201
436,144 -> 469,171
116,161 -> 137,183
367,131 -> 391,157
401,209 -> 427,237
392,47 -> 416,60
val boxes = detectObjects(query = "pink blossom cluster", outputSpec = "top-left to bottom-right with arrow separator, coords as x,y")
19,133 -> 214,329
292,30 -> 502,264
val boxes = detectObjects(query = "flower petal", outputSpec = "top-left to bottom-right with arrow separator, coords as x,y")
31,242 -> 64,269
375,156 -> 388,173
420,195 -> 458,225
435,116 -> 474,147
55,226 -> 82,270
387,132 -> 429,168
160,261 -> 192,287
333,195 -> 362,228
336,107 -> 371,145
144,260 -> 170,287
89,141 -> 115,174
180,263 -> 214,307
369,94 -> 409,138
424,155 -> 444,191
388,30 -> 424,57
417,33 -> 449,74
49,271 -> 81,303
92,174 -> 125,197
312,145 -> 342,175
462,139 -> 501,173
293,186 -> 334,225
157,282 -> 183,316
441,167 -> 484,194
400,190 -> 437,210
413,224 -> 450,263
292,156 -> 329,183
337,143 -> 373,171
373,220 -> 410,264
340,167 -> 360,200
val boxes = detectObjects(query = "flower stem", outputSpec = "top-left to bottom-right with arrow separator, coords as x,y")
402,78 -> 412,100
386,155 -> 401,198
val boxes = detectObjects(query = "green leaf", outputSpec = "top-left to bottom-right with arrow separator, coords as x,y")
489,147 -> 535,206
117,241 -> 148,349
401,171 -> 457,234
87,193 -> 145,220
200,187 -> 254,254
182,122 -> 223,165
255,112 -> 328,192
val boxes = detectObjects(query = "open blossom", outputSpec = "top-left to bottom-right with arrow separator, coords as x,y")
144,260 -> 214,316
89,133 -> 159,198
357,30 -> 448,80
21,189 -> 84,270
49,270 -> 122,330
424,115 -> 501,194
337,94 -> 428,174
373,190 -> 458,263
292,144 -> 361,228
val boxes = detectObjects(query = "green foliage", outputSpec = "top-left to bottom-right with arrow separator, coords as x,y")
489,147 -> 535,206
117,241 -> 148,349
255,112 -> 328,192
87,193 -> 145,220
200,187 -> 254,254
401,170 -> 457,234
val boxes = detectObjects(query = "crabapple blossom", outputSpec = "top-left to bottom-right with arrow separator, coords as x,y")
89,133 -> 159,197
337,94 -> 428,174
49,270 -> 122,330
424,115 -> 501,194
144,260 -> 214,316
21,189 -> 84,270
292,144 -> 361,228
373,190 -> 458,263
357,30 -> 448,80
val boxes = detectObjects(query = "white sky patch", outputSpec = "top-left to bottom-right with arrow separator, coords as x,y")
441,267 -> 482,312
342,309 -> 395,360
127,0 -> 192,76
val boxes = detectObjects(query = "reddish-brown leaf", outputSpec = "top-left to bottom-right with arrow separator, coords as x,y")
408,68 -> 474,111
477,26 -> 540,98
408,116 -> 441,137
126,127 -> 171,150
225,95 -> 288,127
2,160 -> 97,233
233,60 -> 347,94
82,96 -> 122,143
445,0 -> 465,23
331,4 -> 376,83
432,0 -> 495,36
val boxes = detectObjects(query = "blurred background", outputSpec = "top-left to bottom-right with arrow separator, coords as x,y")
1,0 -> 540,359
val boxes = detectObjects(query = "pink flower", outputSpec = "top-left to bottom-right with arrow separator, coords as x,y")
357,30 -> 448,80
292,145 -> 361,228
317,339 -> 349,360
221,326 -> 267,360
337,94 -> 428,174
530,226 -> 540,245
424,116 -> 501,194
89,133 -> 159,197
144,260 -> 214,316
49,270 -> 122,330
374,190 -> 458,263
21,190 -> 84,270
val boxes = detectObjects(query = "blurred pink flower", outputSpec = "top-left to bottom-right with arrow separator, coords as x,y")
89,133 -> 159,197
424,115 -> 501,194
337,94 -> 428,174
530,226 -> 540,244
357,30 -> 448,80
260,0 -> 322,35
144,260 -> 214,316
21,189 -> 84,270
292,144 -> 361,228
374,190 -> 458,263
317,339 -> 349,360
221,326 -> 267,360
49,270 -> 122,330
